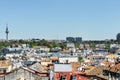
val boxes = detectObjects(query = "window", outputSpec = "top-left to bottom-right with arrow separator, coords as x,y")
71,76 -> 76,80
0,69 -> 2,73
3,69 -> 6,73
2,61 -> 5,64
103,70 -> 108,76
116,73 -> 120,77
60,76 -> 66,80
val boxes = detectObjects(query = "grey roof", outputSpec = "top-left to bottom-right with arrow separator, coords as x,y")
29,62 -> 47,72
54,64 -> 72,72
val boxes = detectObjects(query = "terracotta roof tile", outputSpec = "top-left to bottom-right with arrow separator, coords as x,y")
85,66 -> 108,79
70,62 -> 81,70
0,60 -> 11,68
102,60 -> 115,67
50,57 -> 58,60
110,63 -> 120,72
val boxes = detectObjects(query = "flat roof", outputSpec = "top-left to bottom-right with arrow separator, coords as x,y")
54,64 -> 72,72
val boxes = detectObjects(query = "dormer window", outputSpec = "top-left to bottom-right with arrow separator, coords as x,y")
2,61 -> 5,64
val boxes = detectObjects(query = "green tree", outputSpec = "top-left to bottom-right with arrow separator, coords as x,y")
91,43 -> 96,49
78,56 -> 84,62
105,43 -> 110,52
48,43 -> 53,49
75,43 -> 80,48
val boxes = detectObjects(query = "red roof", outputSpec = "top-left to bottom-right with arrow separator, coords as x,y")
78,75 -> 91,80
72,70 -> 85,75
0,73 -> 5,76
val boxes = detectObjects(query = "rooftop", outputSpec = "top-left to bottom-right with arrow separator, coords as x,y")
0,60 -> 11,68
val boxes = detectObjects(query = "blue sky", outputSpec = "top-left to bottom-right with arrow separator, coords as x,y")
0,0 -> 120,40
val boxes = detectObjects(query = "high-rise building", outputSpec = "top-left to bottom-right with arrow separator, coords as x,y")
66,37 -> 75,43
66,37 -> 82,43
117,33 -> 120,41
76,37 -> 82,43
